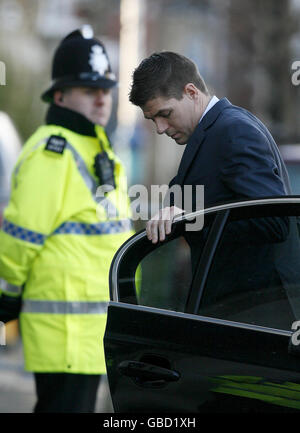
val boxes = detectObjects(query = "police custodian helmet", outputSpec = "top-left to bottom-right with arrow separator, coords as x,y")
41,25 -> 117,103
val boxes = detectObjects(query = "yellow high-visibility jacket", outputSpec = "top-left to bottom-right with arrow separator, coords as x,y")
0,105 -> 134,374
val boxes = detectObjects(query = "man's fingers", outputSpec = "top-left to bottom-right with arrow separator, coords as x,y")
151,221 -> 159,244
165,218 -> 173,235
146,220 -> 154,241
164,206 -> 176,235
146,220 -> 159,243
146,206 -> 183,244
158,220 -> 166,242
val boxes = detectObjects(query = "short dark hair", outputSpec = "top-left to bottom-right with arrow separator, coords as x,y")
129,51 -> 209,107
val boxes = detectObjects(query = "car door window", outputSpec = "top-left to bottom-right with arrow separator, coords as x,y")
198,208 -> 300,330
114,212 -> 216,310
135,236 -> 192,311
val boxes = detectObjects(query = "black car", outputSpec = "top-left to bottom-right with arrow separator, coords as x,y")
104,197 -> 300,413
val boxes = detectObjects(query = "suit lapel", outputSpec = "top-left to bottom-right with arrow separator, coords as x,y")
176,98 -> 232,186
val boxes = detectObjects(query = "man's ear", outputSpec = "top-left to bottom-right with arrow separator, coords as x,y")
183,83 -> 199,100
53,90 -> 64,106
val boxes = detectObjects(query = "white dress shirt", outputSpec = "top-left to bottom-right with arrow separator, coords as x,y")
199,95 -> 219,123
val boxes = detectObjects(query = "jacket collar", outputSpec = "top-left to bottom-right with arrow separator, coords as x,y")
46,104 -> 97,137
201,97 -> 231,130
176,97 -> 232,185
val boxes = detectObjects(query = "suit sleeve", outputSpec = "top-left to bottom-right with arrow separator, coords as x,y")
220,122 -> 288,244
220,123 -> 286,198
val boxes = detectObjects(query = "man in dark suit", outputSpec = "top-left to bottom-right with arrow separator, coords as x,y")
129,51 -> 291,243
129,52 -> 300,321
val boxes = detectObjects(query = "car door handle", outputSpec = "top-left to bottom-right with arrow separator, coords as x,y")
118,360 -> 180,382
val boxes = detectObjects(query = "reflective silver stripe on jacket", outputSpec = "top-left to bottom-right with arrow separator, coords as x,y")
22,300 -> 108,314
66,143 -> 98,195
0,278 -> 22,295
95,195 -> 120,219
53,219 -> 132,235
13,137 -> 118,219
65,142 -> 119,218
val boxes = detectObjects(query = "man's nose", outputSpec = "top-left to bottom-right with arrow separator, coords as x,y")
155,118 -> 168,135
94,89 -> 105,103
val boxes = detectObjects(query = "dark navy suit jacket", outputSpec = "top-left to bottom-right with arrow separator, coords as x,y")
168,98 -> 298,318
170,98 -> 291,208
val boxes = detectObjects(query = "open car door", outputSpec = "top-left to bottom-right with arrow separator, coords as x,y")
104,197 -> 300,413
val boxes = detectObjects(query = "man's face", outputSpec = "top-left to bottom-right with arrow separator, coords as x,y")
142,91 -> 200,145
57,87 -> 113,126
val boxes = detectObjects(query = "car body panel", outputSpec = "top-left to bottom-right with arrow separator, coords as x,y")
105,303 -> 300,413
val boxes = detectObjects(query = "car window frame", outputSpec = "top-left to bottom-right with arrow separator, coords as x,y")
109,196 -> 300,322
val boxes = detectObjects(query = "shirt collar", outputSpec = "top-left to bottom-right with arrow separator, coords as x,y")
199,95 -> 219,123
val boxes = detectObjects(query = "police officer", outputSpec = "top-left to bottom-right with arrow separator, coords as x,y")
0,27 -> 134,413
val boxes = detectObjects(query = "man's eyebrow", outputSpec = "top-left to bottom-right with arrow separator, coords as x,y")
144,108 -> 171,120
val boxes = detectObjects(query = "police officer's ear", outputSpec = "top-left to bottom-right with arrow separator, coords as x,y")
53,90 -> 65,106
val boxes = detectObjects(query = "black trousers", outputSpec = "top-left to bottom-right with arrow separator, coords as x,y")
33,373 -> 101,413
